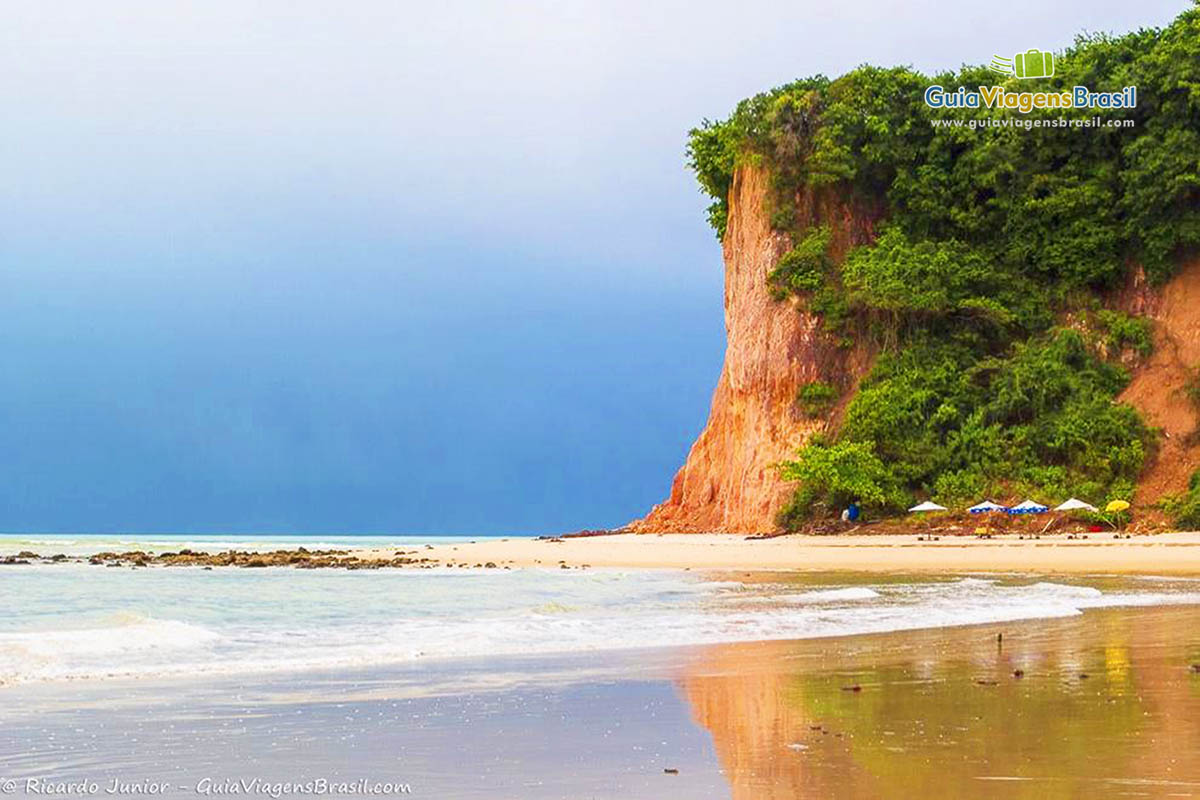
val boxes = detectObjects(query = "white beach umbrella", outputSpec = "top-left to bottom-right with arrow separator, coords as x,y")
968,500 -> 1008,514
908,501 -> 948,512
1053,497 -> 1098,512
1008,499 -> 1050,515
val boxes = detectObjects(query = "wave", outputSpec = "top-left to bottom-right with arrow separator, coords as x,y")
3,573 -> 1200,687
784,587 -> 881,602
0,616 -> 222,685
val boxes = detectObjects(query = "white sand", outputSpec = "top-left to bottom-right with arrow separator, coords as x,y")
360,531 -> 1200,576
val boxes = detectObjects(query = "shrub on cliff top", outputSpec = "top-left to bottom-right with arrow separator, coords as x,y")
687,6 -> 1200,283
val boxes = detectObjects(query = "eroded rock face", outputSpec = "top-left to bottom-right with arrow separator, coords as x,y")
629,167 -> 877,533
1117,260 -> 1200,503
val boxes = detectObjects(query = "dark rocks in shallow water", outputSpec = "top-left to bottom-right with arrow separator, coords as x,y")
662,768 -> 679,775
16,550 -> 39,559
841,684 -> 863,692
1013,669 -> 1025,678
79,547 -> 440,571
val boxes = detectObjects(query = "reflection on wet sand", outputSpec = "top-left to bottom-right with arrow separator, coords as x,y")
679,606 -> 1200,799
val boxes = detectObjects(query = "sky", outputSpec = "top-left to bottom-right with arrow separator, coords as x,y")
0,0 -> 1187,534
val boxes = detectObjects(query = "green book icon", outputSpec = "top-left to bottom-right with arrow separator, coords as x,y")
1014,49 -> 1054,79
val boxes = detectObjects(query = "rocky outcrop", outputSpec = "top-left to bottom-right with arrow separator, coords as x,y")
629,167 -> 878,533
1117,260 -> 1200,503
9,549 -> 443,569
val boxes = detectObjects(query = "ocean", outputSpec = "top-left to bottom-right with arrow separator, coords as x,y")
3,533 -> 1200,688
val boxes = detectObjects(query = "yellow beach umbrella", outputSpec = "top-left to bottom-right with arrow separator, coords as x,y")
1105,500 -> 1130,513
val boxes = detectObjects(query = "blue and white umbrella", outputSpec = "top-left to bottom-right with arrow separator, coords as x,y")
1008,499 -> 1049,515
968,500 -> 1008,514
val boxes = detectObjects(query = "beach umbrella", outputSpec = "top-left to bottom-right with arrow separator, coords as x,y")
909,501 -> 948,513
1054,498 -> 1098,513
1105,499 -> 1131,513
1008,499 -> 1050,515
968,501 -> 1008,514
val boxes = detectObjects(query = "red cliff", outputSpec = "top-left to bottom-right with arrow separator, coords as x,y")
1117,260 -> 1200,504
629,166 -> 878,533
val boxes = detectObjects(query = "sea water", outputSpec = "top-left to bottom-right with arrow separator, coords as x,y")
3,534 -> 1200,687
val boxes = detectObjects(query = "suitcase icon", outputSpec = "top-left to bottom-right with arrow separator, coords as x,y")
1014,49 -> 1054,79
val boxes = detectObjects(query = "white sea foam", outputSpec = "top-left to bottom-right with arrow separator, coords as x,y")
2,570 -> 1199,686
781,587 -> 882,602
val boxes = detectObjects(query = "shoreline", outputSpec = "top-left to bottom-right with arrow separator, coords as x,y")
358,531 -> 1200,576
5,530 -> 1200,576
9,605 -> 1200,798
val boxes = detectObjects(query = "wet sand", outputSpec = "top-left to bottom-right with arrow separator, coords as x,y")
7,603 -> 1200,799
681,604 -> 1200,798
358,531 -> 1200,576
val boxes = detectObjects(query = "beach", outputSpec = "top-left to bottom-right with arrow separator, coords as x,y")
357,531 -> 1200,576
6,603 -> 1200,799
6,533 -> 1200,797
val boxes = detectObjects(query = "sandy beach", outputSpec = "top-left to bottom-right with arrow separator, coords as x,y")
8,604 -> 1200,799
356,531 -> 1200,576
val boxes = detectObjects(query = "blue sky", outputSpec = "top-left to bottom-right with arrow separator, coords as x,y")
0,0 -> 1186,534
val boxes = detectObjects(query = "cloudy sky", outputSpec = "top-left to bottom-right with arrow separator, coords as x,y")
0,0 -> 1185,534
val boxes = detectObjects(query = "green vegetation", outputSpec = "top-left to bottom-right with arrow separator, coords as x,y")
1163,469 -> 1200,530
683,8 -> 1200,523
795,380 -> 838,417
778,440 -> 908,526
1095,310 -> 1154,358
768,225 -> 832,299
796,330 -> 1149,515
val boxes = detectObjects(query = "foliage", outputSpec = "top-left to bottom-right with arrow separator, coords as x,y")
1162,469 -> 1200,530
683,7 -> 1200,524
768,226 -> 832,299
777,441 -> 908,524
1095,310 -> 1154,357
686,7 -> 1200,282
782,329 -> 1151,522
795,380 -> 838,417
686,120 -> 740,239
841,227 -> 1020,332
